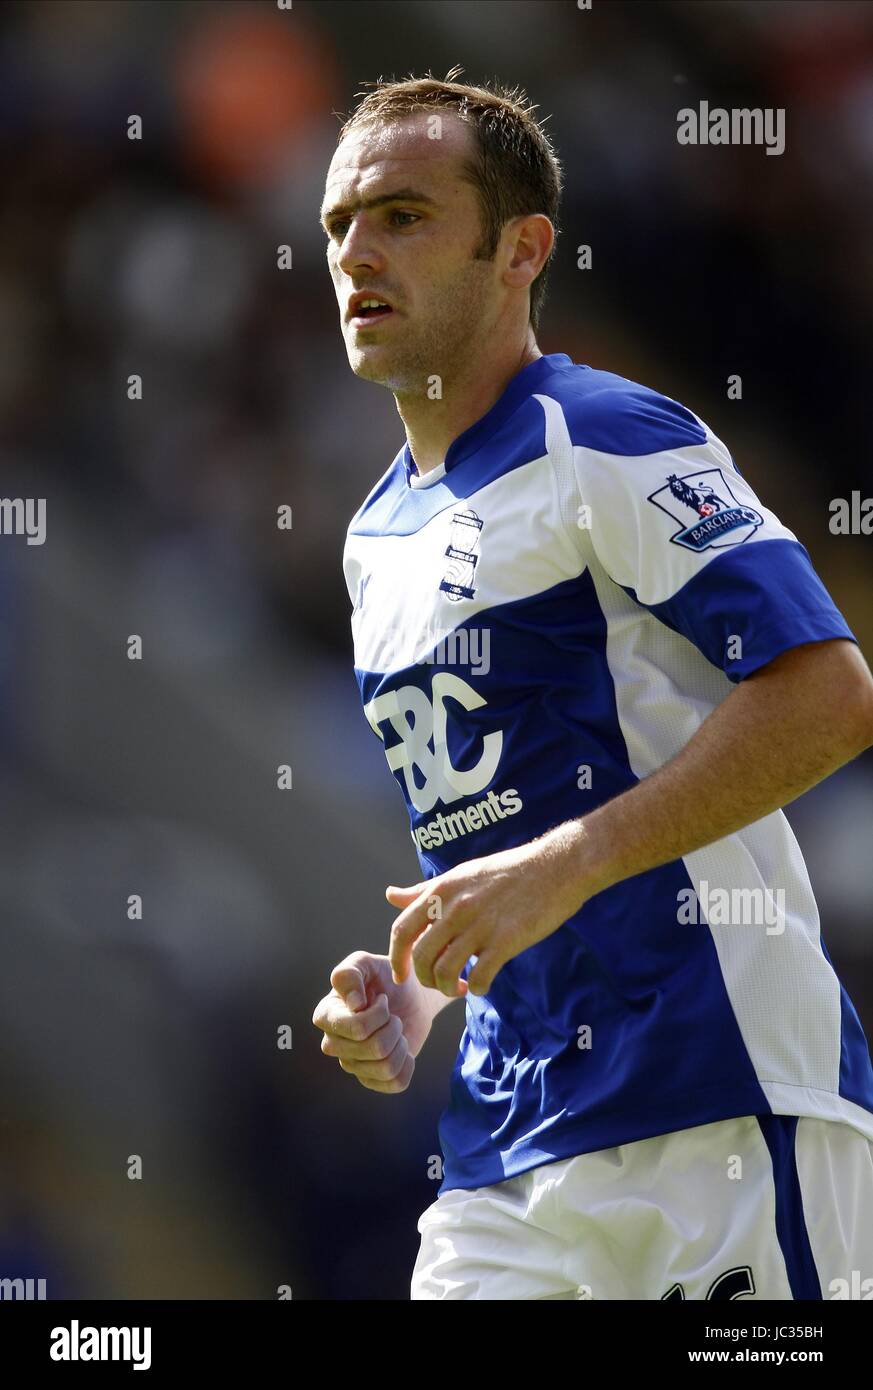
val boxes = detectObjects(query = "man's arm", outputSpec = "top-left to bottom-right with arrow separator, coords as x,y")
543,636 -> 873,903
424,981 -> 464,1018
387,638 -> 873,997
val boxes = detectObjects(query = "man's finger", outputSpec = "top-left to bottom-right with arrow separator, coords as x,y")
337,1032 -> 410,1082
428,933 -> 476,998
321,1011 -> 403,1061
409,915 -> 455,988
323,992 -> 391,1043
411,920 -> 473,993
388,883 -> 443,983
385,882 -> 425,907
330,962 -> 367,1012
466,950 -> 504,996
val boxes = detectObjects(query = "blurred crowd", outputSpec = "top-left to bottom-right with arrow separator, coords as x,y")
0,0 -> 871,1298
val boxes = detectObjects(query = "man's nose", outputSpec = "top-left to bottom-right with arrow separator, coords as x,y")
337,216 -> 386,279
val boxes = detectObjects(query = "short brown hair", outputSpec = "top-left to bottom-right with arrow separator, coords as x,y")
336,65 -> 563,333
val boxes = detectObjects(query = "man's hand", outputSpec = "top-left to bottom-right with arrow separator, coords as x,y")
385,639 -> 873,1001
386,839 -> 594,998
312,951 -> 448,1094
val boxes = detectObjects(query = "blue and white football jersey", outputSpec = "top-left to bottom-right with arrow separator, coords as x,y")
342,352 -> 873,1194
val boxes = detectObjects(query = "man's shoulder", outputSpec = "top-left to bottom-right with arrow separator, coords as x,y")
345,452 -> 405,538
540,361 -> 708,458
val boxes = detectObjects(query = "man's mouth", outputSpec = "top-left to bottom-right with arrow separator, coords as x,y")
348,295 -> 396,328
350,299 -> 395,328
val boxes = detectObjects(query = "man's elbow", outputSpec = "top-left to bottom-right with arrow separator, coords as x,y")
836,644 -> 873,757
848,688 -> 873,757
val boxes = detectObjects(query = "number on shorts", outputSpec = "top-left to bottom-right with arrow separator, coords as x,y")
661,1265 -> 756,1300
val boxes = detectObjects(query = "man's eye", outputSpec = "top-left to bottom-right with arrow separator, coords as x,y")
327,211 -> 420,239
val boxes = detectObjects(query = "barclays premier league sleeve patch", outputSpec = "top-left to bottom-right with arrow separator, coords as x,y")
647,468 -> 763,552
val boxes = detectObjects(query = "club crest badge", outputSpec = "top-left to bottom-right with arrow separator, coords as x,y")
647,468 -> 763,551
439,508 -> 482,601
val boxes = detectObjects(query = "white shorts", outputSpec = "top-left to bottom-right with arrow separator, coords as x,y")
411,1114 -> 873,1300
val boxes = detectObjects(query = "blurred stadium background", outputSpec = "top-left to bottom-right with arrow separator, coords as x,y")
0,0 -> 871,1299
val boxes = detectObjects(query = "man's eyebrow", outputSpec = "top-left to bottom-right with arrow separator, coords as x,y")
319,187 -> 437,228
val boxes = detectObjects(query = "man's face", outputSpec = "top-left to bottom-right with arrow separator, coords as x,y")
321,112 -> 500,389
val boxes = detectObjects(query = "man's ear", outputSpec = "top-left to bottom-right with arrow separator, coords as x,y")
503,213 -> 554,292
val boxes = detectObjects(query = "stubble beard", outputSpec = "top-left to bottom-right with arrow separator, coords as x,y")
346,260 -> 495,397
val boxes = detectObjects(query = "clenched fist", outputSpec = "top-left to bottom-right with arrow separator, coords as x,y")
312,950 -> 448,1094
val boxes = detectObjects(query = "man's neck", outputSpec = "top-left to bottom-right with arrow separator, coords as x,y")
397,334 -> 542,479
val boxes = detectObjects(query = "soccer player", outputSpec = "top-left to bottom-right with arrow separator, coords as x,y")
311,70 -> 873,1300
